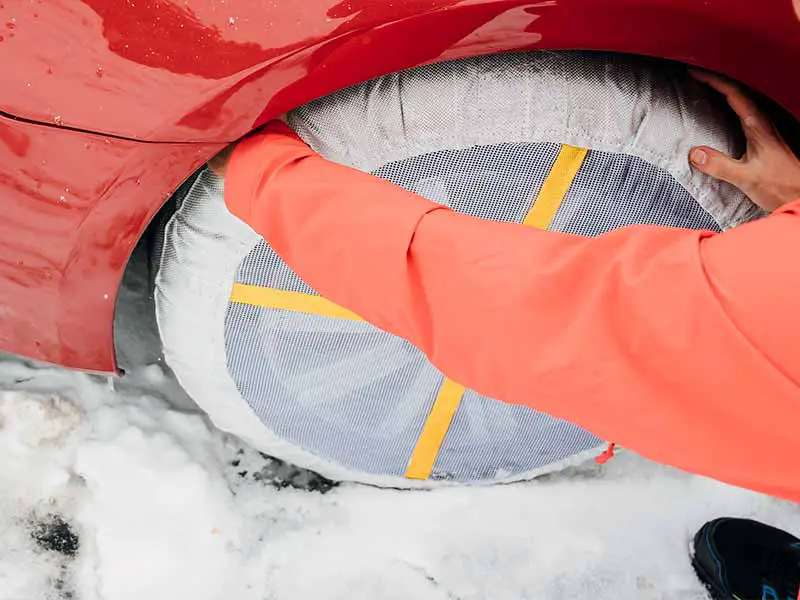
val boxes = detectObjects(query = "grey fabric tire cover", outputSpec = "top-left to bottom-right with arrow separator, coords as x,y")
155,51 -> 760,487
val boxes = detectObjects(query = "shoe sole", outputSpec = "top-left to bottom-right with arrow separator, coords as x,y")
689,539 -> 735,600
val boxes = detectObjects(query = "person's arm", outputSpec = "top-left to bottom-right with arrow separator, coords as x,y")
222,120 -> 800,501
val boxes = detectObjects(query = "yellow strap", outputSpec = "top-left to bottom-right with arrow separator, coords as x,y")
403,143 -> 588,479
230,284 -> 364,322
523,145 -> 588,229
405,378 -> 466,480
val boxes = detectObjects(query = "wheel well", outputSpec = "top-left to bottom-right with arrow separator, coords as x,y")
113,171 -> 201,374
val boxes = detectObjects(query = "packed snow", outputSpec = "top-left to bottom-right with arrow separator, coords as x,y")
0,248 -> 797,600
2,356 -> 799,600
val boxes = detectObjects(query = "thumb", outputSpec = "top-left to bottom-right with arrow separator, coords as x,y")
689,146 -> 750,189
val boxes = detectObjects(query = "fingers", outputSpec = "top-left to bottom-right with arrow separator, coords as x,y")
689,146 -> 750,188
689,68 -> 800,211
689,69 -> 771,142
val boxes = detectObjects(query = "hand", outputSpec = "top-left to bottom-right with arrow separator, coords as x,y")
207,115 -> 290,178
688,69 -> 800,212
207,145 -> 234,178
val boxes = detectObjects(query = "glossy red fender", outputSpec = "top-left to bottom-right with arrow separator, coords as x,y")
0,0 -> 798,372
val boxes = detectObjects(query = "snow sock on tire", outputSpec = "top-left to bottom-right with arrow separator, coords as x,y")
154,51 -> 760,487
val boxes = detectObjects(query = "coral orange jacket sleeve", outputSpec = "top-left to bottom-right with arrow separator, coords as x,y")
225,122 -> 800,502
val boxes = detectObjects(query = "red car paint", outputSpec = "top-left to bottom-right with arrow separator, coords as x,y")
0,0 -> 798,372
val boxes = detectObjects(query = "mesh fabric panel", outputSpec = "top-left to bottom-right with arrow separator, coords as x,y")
225,142 -> 577,478
373,142 -> 561,220
551,149 -> 720,235
431,390 -> 603,481
224,142 -> 719,481
226,304 -> 440,476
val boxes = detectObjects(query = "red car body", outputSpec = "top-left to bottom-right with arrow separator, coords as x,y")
0,0 -> 798,373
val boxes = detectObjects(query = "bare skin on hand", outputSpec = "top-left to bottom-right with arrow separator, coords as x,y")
689,69 -> 800,212
208,114 -> 289,178
208,145 -> 234,178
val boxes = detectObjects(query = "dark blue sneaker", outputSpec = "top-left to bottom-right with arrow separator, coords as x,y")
692,518 -> 800,600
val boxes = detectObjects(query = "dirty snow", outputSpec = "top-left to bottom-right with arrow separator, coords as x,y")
1,354 -> 798,600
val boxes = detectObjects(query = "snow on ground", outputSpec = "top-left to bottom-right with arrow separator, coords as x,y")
1,354 -> 798,600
